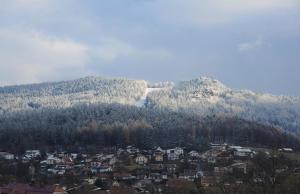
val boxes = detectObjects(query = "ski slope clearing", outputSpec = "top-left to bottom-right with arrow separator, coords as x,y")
136,88 -> 165,107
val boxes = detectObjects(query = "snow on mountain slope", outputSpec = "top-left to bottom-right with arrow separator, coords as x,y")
0,76 -> 299,134
136,88 -> 166,107
0,76 -> 147,112
147,76 -> 300,133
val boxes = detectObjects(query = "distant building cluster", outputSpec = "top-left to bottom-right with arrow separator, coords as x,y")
0,144 -> 299,194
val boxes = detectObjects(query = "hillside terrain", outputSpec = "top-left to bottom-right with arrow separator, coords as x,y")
147,77 -> 300,134
1,76 -> 299,134
0,76 -> 299,151
0,76 -> 147,112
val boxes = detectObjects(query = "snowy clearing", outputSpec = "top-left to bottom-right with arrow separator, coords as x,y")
136,88 -> 165,107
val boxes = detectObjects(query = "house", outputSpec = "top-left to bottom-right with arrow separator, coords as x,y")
98,165 -> 113,173
48,165 -> 66,176
70,153 -> 78,159
215,150 -> 233,163
113,172 -> 136,180
41,155 -> 61,165
126,146 -> 139,154
161,173 -> 168,180
166,149 -> 178,161
24,150 -> 41,159
207,156 -> 216,164
135,170 -> 148,180
279,148 -> 293,152
188,151 -> 200,158
57,152 -> 67,158
53,185 -> 67,194
201,148 -> 224,163
179,170 -> 199,181
156,147 -> 165,153
154,148 -> 164,162
165,164 -> 177,174
214,166 -> 228,176
112,181 -> 120,187
149,173 -> 163,183
228,162 -> 248,174
90,161 -> 102,168
253,177 -> 265,183
233,148 -> 254,158
166,147 -> 184,161
135,154 -> 148,165
109,157 -> 117,165
101,154 -> 115,161
133,179 -> 152,189
90,167 -> 99,174
62,156 -> 74,165
210,143 -> 227,151
0,152 -> 14,160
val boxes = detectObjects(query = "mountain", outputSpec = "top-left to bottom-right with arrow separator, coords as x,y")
0,76 -> 300,133
147,76 -> 300,134
0,76 -> 147,112
0,76 -> 299,151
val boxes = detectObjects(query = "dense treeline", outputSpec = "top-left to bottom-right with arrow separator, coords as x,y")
0,103 -> 299,153
0,76 -> 300,136
0,76 -> 300,153
0,76 -> 147,112
147,77 -> 300,134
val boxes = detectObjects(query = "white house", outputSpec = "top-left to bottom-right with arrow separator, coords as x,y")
70,153 -> 78,159
109,157 -> 117,165
189,151 -> 200,158
99,166 -> 113,173
166,147 -> 184,161
126,146 -> 139,154
279,148 -> 293,152
25,150 -> 41,159
178,170 -> 199,181
156,147 -> 165,153
233,148 -> 253,157
0,152 -> 14,160
47,156 -> 62,165
40,154 -> 62,165
135,155 -> 148,165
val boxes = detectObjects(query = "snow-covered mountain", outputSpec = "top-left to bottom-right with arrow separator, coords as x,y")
0,76 -> 147,112
147,76 -> 300,134
0,76 -> 299,134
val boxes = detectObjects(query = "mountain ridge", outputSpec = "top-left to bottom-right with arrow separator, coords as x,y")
0,76 -> 299,134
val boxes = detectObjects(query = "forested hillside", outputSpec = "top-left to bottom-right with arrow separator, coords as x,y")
147,77 -> 300,134
0,76 -> 147,112
0,76 -> 300,152
0,103 -> 299,152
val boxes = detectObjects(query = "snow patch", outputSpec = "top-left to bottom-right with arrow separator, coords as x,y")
136,88 -> 165,107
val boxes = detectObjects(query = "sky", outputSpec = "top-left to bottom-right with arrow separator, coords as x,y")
0,0 -> 300,95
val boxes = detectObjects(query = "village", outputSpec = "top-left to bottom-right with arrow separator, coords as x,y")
0,143 -> 299,194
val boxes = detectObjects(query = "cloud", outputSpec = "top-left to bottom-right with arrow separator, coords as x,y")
148,0 -> 300,26
0,0 -> 299,95
0,29 -> 90,85
237,39 -> 264,52
1,0 -> 51,12
92,39 -> 171,62
0,28 -> 172,86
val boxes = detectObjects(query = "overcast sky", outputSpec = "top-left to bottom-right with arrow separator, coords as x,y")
0,0 -> 299,95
